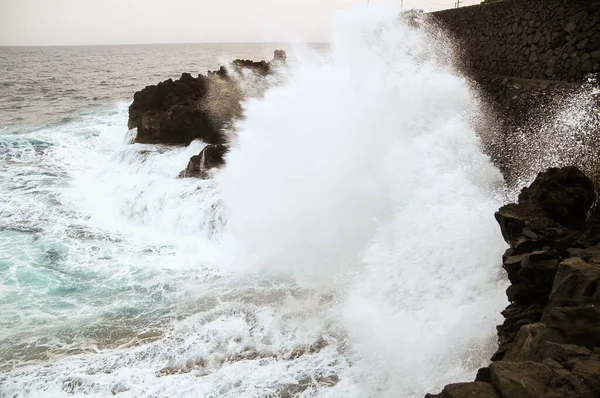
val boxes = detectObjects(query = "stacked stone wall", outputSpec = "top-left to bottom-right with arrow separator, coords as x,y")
431,0 -> 600,82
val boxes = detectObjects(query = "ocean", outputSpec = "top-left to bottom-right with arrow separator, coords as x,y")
0,7 -> 509,398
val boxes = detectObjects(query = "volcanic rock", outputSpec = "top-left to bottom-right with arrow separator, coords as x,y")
427,166 -> 600,398
424,381 -> 500,398
129,50 -> 286,177
128,72 -> 222,145
178,143 -> 228,179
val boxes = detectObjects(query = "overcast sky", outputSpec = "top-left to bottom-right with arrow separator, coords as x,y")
0,0 -> 482,46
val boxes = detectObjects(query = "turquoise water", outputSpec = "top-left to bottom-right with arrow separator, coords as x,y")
0,13 -> 509,397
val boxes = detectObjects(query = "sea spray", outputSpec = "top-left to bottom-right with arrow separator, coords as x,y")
218,4 -> 508,395
2,5 -> 510,398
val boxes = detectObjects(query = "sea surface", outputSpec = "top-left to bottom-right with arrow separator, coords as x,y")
0,43 -> 299,131
0,7 -> 511,398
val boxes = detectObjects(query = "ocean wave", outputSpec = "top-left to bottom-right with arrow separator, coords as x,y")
0,17 -> 510,397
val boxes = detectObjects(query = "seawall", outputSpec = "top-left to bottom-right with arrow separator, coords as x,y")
425,2 -> 600,397
431,0 -> 600,82
429,0 -> 600,185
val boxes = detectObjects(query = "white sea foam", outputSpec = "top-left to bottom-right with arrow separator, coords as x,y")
217,4 -> 508,396
1,4 -> 509,398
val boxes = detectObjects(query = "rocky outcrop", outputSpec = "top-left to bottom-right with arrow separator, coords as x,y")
208,50 -> 286,79
128,51 -> 286,177
129,50 -> 285,146
129,72 -> 222,145
427,166 -> 600,398
178,143 -> 227,179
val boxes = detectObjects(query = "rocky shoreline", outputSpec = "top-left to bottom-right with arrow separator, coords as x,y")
427,166 -> 600,398
128,50 -> 286,179
126,49 -> 600,397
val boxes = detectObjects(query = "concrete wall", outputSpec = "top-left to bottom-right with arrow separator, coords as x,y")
431,0 -> 600,82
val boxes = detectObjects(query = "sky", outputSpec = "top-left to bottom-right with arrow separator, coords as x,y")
0,0 -> 482,46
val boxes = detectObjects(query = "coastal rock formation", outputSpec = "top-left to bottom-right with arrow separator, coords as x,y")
178,143 -> 227,179
128,50 -> 286,177
128,72 -> 223,145
427,166 -> 600,398
208,49 -> 286,79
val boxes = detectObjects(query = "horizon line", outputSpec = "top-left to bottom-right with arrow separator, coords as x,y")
0,41 -> 330,49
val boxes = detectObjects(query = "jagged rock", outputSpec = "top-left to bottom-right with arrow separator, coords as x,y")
426,167 -> 600,398
516,166 -> 595,229
544,304 -> 600,347
495,303 -> 545,358
546,257 -> 600,306
541,257 -> 600,347
489,360 -> 596,398
128,50 -> 287,177
178,144 -> 227,179
495,167 -> 595,246
208,59 -> 271,79
568,356 -> 600,394
425,382 -> 500,398
523,250 -> 559,271
537,341 -> 592,363
503,323 -> 546,361
567,244 -> 600,261
273,49 -> 287,62
128,73 -> 223,145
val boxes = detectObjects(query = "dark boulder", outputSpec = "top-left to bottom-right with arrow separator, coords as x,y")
129,50 -> 286,148
517,166 -> 595,230
178,144 -> 228,179
424,382 -> 500,398
489,360 -> 596,398
128,73 -> 225,145
128,50 -> 286,178
273,49 -> 287,63
495,166 -> 595,246
209,59 -> 271,78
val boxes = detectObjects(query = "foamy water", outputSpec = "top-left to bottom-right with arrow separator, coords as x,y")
1,5 -> 511,397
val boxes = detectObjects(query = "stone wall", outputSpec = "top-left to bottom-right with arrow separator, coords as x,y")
428,0 -> 600,186
431,0 -> 600,82
424,3 -> 600,397
471,74 -> 586,182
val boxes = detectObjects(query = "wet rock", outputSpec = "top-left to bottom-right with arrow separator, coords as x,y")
568,356 -> 600,394
111,382 -> 129,395
537,341 -> 592,363
490,360 -> 595,398
427,167 -> 600,397
522,250 -> 559,270
544,304 -> 600,347
129,51 -> 287,177
273,49 -> 287,63
517,167 -> 595,229
178,143 -> 228,179
425,382 -> 500,398
278,374 -> 339,398
546,257 -> 600,306
128,73 -> 221,145
496,167 -> 595,245
502,323 -> 546,361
